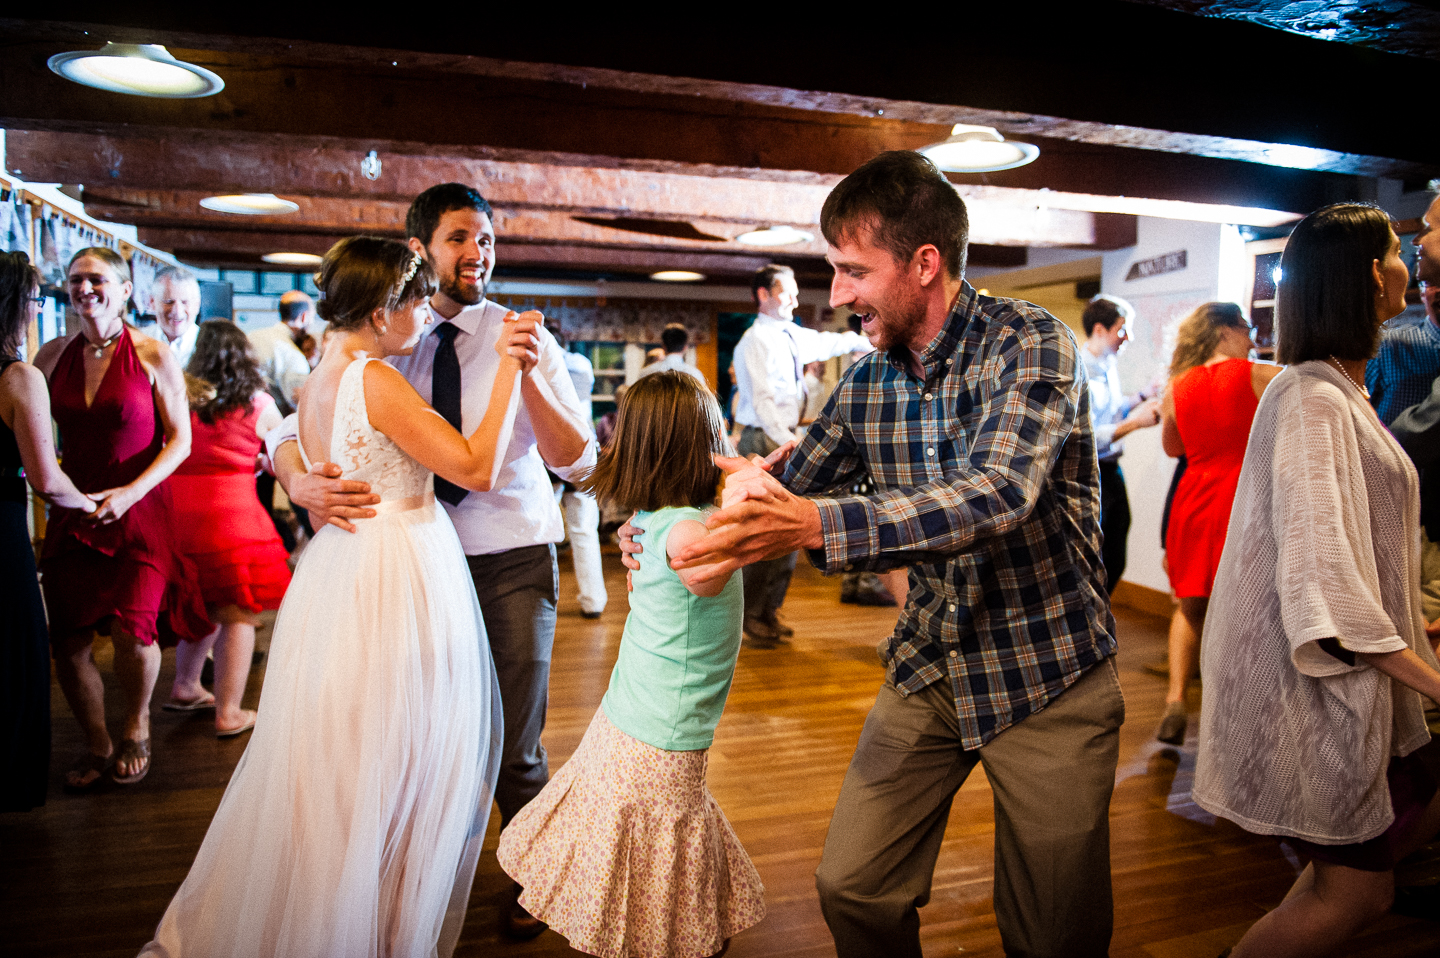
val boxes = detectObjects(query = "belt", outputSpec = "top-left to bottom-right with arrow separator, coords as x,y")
369,492 -> 435,517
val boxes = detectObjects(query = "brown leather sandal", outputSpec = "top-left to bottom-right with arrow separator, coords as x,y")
111,738 -> 151,785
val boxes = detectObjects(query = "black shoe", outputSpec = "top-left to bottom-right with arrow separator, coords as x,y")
762,610 -> 794,638
581,610 -> 603,620
743,616 -> 780,647
1157,704 -> 1187,745
503,884 -> 548,940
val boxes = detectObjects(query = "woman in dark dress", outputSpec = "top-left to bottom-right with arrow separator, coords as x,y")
0,251 -> 94,809
32,247 -> 208,789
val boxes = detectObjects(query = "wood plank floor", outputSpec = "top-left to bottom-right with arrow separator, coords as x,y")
3,548 -> 1439,957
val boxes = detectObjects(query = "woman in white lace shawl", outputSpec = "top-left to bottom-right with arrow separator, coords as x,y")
1195,202 -> 1440,958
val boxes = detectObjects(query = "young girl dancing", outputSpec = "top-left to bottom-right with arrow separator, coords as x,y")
497,370 -> 766,958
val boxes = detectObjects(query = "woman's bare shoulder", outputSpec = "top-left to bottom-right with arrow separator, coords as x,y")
31,335 -> 73,375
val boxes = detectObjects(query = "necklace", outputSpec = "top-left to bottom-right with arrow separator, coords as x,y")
82,330 -> 119,359
1328,355 -> 1369,398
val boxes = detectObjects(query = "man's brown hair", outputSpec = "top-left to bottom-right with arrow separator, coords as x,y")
579,371 -> 729,513
820,151 -> 969,279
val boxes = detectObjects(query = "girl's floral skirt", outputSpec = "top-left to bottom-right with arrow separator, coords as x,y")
497,707 -> 765,958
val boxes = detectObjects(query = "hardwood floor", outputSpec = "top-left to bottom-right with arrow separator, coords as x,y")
3,549 -> 1438,957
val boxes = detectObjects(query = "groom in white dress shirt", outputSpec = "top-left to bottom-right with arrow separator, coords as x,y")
276,183 -> 594,940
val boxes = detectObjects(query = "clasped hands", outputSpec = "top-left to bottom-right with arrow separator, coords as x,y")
619,439 -> 824,586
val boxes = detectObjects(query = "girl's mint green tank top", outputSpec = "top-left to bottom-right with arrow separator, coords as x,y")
601,506 -> 744,750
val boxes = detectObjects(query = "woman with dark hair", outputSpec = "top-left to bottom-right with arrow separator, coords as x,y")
31,247 -> 208,790
1154,302 -> 1281,744
1195,203 -> 1440,958
0,251 -> 94,810
162,320 -> 290,737
140,236 -> 529,957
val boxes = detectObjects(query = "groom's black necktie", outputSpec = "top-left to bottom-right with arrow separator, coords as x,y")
431,322 -> 468,506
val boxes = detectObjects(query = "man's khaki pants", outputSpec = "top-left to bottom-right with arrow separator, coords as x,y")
816,658 -> 1124,958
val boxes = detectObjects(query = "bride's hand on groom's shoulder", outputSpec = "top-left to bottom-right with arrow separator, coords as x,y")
291,460 -> 379,534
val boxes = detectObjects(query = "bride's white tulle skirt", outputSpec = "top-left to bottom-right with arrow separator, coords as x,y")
140,499 -> 502,958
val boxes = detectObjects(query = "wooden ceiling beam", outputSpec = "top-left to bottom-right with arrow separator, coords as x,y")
0,47 -> 1374,216
138,227 -> 795,278
3,14 -> 1436,181
118,196 -> 1131,268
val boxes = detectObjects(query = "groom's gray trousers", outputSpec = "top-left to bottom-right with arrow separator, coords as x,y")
466,543 -> 558,826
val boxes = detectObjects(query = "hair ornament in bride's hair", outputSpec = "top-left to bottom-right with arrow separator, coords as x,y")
402,252 -> 422,284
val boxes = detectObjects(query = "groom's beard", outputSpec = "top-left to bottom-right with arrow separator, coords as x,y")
441,265 -> 486,306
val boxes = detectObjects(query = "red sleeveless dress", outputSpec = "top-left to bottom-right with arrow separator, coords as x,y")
170,395 -> 292,612
1165,357 -> 1260,598
41,330 -> 209,646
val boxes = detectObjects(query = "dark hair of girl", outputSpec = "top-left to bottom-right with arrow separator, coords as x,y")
1275,202 -> 1395,365
185,320 -> 268,424
0,251 -> 41,357
579,371 -> 730,513
314,236 -> 437,331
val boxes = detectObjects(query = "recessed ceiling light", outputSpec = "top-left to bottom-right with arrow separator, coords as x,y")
735,225 -> 815,247
650,270 -> 706,282
200,194 -> 300,215
47,43 -> 224,98
919,124 -> 1039,173
262,252 -> 323,268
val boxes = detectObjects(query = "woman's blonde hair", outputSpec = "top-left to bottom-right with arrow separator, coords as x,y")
1168,302 -> 1247,381
580,371 -> 730,513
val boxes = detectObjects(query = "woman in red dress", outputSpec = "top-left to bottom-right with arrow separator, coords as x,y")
165,319 -> 291,737
1156,302 -> 1282,744
33,247 -> 208,788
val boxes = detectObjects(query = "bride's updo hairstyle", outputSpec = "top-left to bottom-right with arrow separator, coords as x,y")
580,370 -> 733,513
314,236 -> 437,331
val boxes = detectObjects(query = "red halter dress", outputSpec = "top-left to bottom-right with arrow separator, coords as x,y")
41,329 -> 209,646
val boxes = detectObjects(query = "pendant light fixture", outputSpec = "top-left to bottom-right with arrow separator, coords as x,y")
200,194 -> 300,215
48,43 -> 225,98
735,225 -> 814,247
262,252 -> 323,268
919,124 -> 1039,173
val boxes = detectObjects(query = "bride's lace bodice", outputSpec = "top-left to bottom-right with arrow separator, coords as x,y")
326,358 -> 432,502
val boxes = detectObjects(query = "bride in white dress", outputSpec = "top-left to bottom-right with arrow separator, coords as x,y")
140,237 -> 533,958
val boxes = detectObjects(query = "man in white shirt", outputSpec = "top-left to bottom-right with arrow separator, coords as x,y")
274,183 -> 593,940
733,264 -> 870,643
1080,293 -> 1160,594
248,290 -> 315,414
546,320 -> 607,619
145,266 -> 201,366
636,322 -> 709,389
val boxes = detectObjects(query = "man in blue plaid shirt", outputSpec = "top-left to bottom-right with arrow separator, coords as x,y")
672,151 -> 1123,958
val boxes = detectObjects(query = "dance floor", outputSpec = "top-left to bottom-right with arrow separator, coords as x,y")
3,549 -> 1438,957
